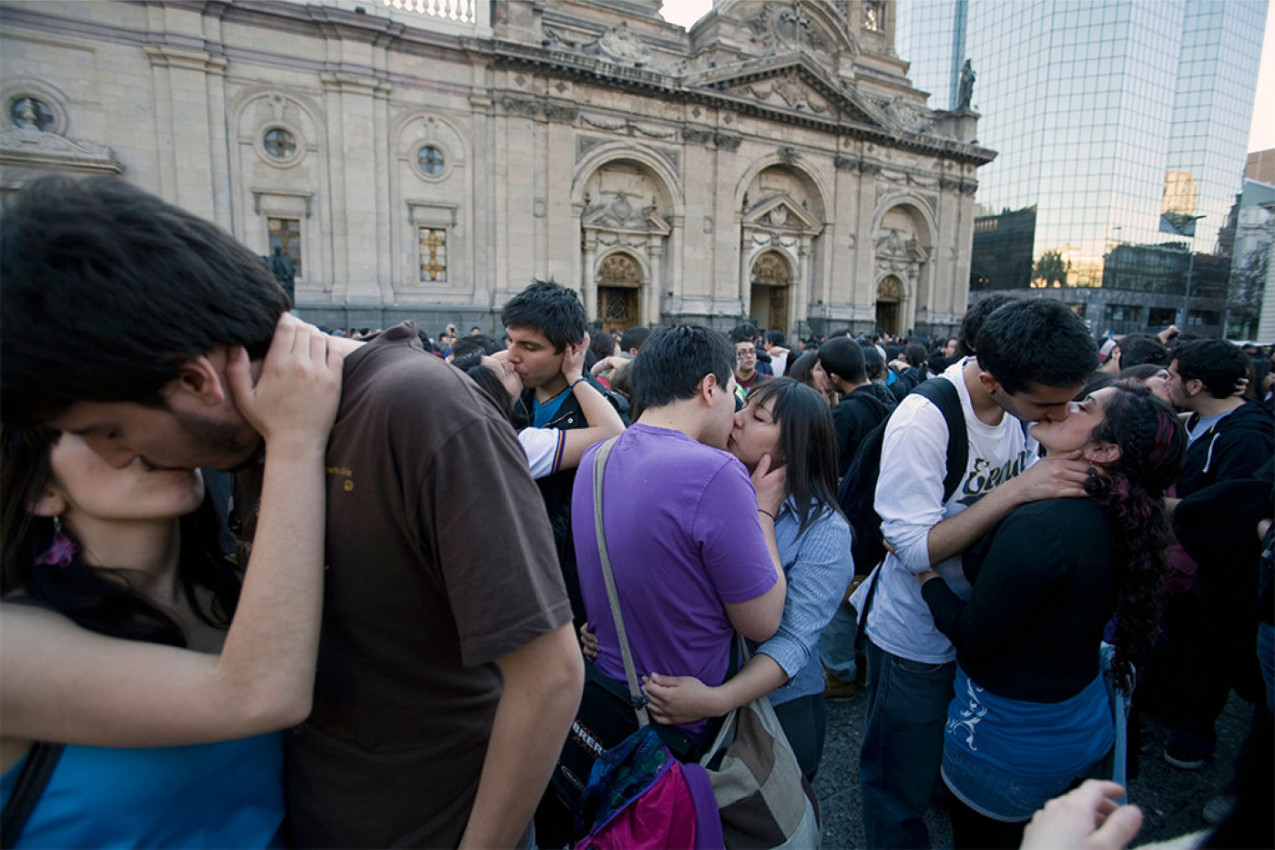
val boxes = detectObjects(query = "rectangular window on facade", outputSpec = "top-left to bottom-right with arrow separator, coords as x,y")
267,217 -> 302,276
419,227 -> 447,283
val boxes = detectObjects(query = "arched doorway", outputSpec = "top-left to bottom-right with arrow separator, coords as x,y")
595,252 -> 642,333
876,276 -> 903,335
750,251 -> 791,332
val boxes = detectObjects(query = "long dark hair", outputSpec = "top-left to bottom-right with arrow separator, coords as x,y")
1083,386 -> 1186,690
744,378 -> 842,534
0,425 -> 240,647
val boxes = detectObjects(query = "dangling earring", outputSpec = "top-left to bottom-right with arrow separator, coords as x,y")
1084,465 -> 1103,495
35,515 -> 79,567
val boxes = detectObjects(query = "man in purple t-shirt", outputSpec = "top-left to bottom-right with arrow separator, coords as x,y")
572,325 -> 787,741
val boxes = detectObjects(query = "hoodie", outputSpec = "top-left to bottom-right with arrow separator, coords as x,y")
1177,399 -> 1275,498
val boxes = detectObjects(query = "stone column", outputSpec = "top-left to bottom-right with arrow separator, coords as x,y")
647,239 -> 664,327
794,236 -> 811,335
581,230 -> 597,325
144,45 -> 228,222
320,72 -> 392,307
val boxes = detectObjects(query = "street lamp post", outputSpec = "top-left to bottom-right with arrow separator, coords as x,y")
1175,215 -> 1206,328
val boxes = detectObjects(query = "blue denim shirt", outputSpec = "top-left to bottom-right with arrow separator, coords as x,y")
758,497 -> 855,705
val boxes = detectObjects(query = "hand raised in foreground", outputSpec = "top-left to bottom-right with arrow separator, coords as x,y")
1020,780 -> 1143,850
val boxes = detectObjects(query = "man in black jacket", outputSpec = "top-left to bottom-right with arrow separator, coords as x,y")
819,337 -> 895,477
503,281 -> 627,622
1158,339 -> 1275,770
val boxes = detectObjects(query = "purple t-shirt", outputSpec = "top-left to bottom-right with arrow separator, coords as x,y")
573,424 -> 778,737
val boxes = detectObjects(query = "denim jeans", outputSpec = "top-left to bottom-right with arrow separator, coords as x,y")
860,639 -> 956,849
817,601 -> 859,683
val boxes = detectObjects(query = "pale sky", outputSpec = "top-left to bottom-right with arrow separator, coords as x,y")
658,0 -> 1274,154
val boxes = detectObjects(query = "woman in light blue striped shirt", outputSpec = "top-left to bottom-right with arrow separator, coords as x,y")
642,378 -> 854,779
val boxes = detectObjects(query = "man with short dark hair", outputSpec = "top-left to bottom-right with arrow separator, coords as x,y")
855,298 -> 1098,848
1,176 -> 582,849
818,337 -> 893,476
729,324 -> 770,399
573,324 -> 785,759
618,325 -> 651,355
502,280 -> 626,621
1169,339 -> 1273,496
1157,339 -> 1275,770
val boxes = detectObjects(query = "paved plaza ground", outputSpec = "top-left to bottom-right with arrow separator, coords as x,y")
813,688 -> 1257,848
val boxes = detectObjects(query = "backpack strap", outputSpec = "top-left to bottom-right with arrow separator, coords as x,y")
912,378 -> 969,503
1,742 -> 64,847
854,376 -> 969,650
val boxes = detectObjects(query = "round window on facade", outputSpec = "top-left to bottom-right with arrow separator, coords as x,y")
418,145 -> 446,176
10,97 -> 55,131
263,128 -> 298,161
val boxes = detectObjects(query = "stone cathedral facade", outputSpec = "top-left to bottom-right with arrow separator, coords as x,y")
0,0 -> 993,337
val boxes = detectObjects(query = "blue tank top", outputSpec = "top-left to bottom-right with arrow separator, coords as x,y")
0,732 -> 284,848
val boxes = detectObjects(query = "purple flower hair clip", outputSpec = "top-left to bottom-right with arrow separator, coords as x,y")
35,520 -> 79,568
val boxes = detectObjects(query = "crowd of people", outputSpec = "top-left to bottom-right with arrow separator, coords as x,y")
0,175 -> 1272,850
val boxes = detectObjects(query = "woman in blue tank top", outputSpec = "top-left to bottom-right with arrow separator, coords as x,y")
0,319 -> 341,848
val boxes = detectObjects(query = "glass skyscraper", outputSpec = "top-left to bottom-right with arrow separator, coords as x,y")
896,0 -> 1267,335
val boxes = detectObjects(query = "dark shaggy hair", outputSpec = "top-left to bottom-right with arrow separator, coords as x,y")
590,332 -> 619,363
1083,386 -> 1186,690
1116,333 -> 1170,369
1119,363 -> 1168,383
630,326 -> 734,414
500,280 -> 586,353
976,299 -> 1098,395
449,334 -> 503,361
619,326 -> 652,353
786,350 -> 819,387
818,337 -> 867,384
957,293 -> 1019,357
1172,339 -> 1251,399
1,425 -> 240,646
453,353 -> 527,430
743,378 -> 842,535
1,176 -> 289,427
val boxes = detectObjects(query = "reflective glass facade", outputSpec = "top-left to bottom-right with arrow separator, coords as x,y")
896,0 -> 1267,333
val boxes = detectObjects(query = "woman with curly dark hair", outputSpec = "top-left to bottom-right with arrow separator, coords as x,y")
917,385 -> 1186,848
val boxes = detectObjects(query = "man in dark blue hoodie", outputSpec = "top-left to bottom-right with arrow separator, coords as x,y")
1159,339 -> 1275,770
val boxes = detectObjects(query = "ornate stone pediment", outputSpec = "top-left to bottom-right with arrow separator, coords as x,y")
686,57 -> 889,131
874,227 -> 928,263
743,194 -> 822,235
0,125 -> 123,177
728,69 -> 831,115
544,21 -> 671,72
880,95 -> 936,135
581,190 -> 670,235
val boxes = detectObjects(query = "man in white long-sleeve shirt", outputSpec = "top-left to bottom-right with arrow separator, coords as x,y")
852,299 -> 1099,848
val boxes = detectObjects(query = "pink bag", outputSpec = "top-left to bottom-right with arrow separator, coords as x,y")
576,760 -> 698,850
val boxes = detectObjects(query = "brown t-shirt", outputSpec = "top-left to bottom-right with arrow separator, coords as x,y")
266,323 -> 570,847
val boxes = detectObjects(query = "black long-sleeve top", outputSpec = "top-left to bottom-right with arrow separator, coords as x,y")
922,498 -> 1117,702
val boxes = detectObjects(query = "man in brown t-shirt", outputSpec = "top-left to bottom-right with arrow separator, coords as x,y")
0,177 -> 583,848
279,323 -> 580,847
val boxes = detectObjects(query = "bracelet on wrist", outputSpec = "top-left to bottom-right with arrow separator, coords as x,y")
569,376 -> 588,390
